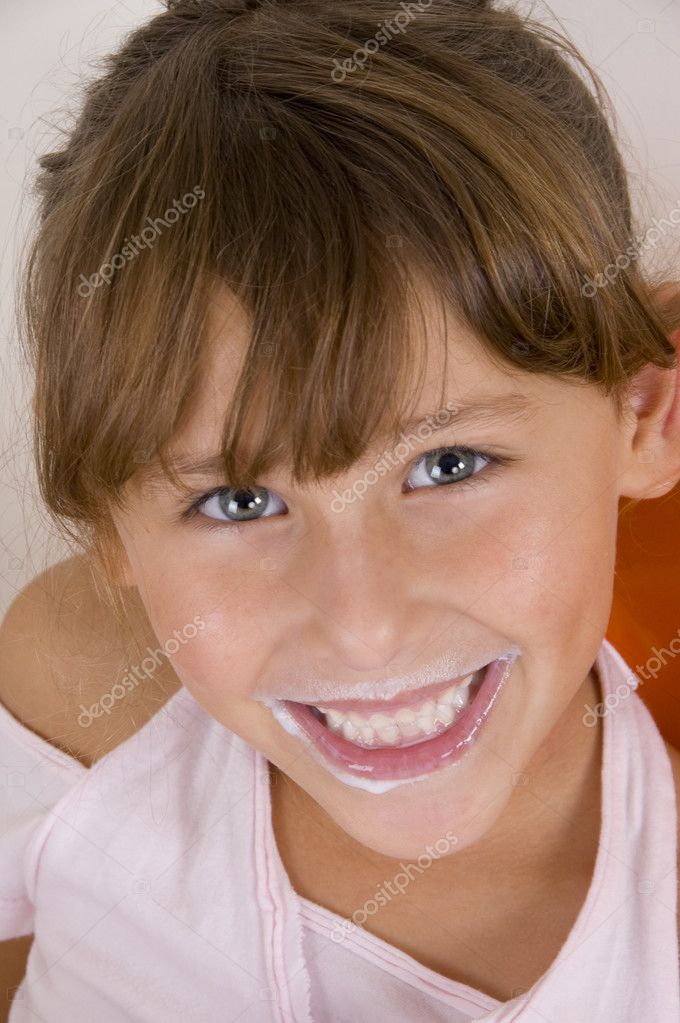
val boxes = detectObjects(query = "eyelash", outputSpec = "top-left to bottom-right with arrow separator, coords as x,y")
179,445 -> 514,532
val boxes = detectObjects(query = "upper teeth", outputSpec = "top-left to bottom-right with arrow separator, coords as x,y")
314,674 -> 476,748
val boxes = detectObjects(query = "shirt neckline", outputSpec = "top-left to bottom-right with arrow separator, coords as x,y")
297,892 -> 499,1014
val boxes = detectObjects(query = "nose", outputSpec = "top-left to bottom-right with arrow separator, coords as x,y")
290,508 -> 441,675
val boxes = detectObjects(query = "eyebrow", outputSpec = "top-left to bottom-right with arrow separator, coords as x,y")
391,393 -> 536,445
140,392 -> 536,486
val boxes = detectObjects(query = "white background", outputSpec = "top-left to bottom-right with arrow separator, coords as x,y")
0,0 -> 679,617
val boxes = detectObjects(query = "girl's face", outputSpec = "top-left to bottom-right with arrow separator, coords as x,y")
111,286 -> 640,859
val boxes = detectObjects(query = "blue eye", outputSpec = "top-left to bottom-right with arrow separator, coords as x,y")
187,485 -> 287,526
405,446 -> 497,491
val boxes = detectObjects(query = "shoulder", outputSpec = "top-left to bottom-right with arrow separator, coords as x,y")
0,554 -> 181,768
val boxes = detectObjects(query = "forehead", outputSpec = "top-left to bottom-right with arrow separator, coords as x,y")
191,283 -> 527,432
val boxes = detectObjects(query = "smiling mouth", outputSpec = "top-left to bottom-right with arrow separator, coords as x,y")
264,655 -> 519,789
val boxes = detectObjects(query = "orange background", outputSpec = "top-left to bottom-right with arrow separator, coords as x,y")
607,481 -> 680,749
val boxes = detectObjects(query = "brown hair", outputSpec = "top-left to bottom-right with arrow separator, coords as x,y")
19,0 -> 680,624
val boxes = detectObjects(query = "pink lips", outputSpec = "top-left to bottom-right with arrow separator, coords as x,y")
282,657 -> 514,782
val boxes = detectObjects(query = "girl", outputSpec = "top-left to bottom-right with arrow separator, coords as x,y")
1,0 -> 680,1019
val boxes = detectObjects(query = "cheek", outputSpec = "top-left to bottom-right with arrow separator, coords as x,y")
139,569 -> 276,700
480,457 -> 620,652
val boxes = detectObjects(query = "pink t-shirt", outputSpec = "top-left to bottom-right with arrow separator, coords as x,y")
0,638 -> 678,1021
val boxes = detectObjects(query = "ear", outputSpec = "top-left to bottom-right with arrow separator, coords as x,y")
618,281 -> 680,501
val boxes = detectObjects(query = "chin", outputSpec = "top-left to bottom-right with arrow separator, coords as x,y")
329,786 -> 509,862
